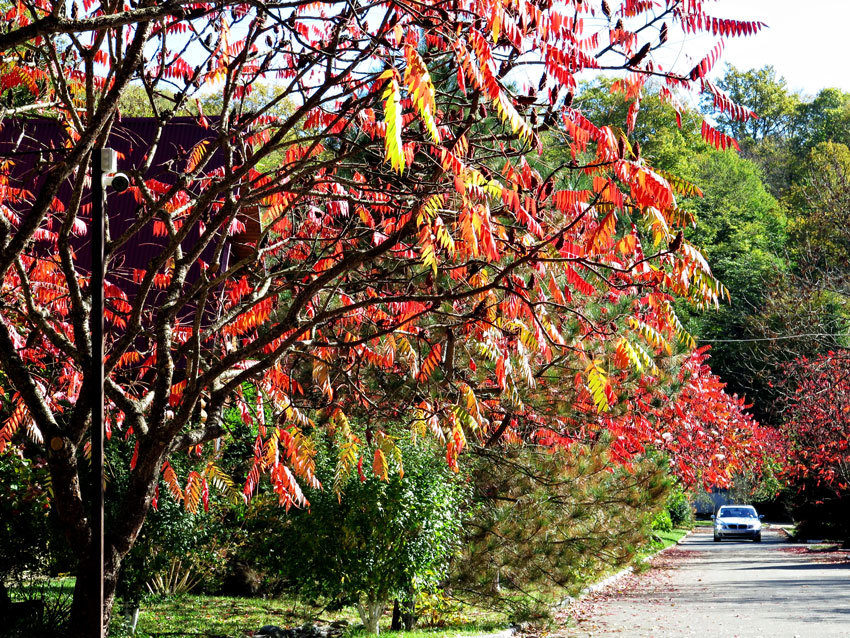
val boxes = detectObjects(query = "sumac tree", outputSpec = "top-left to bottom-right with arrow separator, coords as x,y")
0,0 -> 770,633
778,352 -> 850,540
779,352 -> 850,493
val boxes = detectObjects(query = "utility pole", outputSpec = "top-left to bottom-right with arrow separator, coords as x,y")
89,148 -> 129,636
90,148 -> 105,638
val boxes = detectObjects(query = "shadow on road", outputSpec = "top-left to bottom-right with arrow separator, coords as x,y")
741,561 -> 850,571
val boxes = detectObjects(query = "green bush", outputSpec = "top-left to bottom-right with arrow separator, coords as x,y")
0,450 -> 53,585
111,436 -> 241,604
117,496 -> 234,603
651,509 -> 673,532
666,489 -> 693,527
244,432 -> 469,634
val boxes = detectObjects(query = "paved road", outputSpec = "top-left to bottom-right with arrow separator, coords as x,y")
556,528 -> 850,637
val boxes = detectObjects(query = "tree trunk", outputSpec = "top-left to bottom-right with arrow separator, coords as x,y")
401,594 -> 416,631
67,538 -> 126,636
391,600 -> 402,631
357,596 -> 386,635
389,591 -> 415,631
59,437 -> 165,636
68,562 -> 104,637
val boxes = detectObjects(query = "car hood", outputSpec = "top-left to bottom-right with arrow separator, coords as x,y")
717,517 -> 760,526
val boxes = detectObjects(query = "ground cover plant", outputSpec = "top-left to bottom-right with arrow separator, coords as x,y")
0,0 -> 779,634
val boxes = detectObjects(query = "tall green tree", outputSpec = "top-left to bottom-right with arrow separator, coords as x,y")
791,89 -> 850,155
714,65 -> 800,143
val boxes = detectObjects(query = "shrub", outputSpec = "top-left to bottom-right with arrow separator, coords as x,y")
245,431 -> 469,634
117,491 -> 235,603
0,449 -> 53,585
112,435 -> 240,604
651,509 -> 673,532
666,489 -> 693,527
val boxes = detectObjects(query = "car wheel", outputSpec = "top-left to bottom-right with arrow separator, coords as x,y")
714,535 -> 721,542
754,533 -> 762,543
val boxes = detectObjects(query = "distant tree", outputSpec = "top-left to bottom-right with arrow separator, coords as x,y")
787,142 -> 850,277
680,151 -> 788,417
710,65 -> 802,197
714,65 -> 800,143
791,88 -> 850,155
778,351 -> 850,540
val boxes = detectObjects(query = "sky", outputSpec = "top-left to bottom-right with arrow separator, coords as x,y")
704,0 -> 850,96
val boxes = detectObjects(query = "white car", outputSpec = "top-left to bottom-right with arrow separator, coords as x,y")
712,505 -> 764,542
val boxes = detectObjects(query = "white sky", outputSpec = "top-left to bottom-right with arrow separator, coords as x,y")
705,0 -> 850,96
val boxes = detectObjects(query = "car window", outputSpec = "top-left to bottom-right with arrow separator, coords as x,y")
718,507 -> 756,518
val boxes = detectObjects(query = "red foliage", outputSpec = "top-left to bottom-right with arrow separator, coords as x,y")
779,352 -> 850,493
533,347 -> 780,489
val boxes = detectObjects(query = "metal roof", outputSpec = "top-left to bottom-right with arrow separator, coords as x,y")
0,117 -> 235,329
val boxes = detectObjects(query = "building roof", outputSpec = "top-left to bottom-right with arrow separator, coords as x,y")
1,116 -> 232,274
0,117 -> 241,330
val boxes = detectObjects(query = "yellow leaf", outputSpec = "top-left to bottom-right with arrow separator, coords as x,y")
404,47 -> 441,144
382,75 -> 406,174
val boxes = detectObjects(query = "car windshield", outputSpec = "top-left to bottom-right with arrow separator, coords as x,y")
719,508 -> 756,518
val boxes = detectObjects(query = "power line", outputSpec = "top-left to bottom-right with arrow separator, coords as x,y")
699,333 -> 850,343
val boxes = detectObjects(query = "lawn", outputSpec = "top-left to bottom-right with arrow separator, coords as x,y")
648,527 -> 691,550
113,528 -> 691,637
110,593 -> 507,638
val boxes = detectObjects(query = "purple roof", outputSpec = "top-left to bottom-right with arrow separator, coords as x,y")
0,117 -> 236,331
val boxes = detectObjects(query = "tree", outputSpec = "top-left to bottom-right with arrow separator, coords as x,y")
710,65 -> 800,198
778,352 -> 850,540
713,65 -> 799,143
574,79 -> 791,422
454,441 -> 671,617
787,141 -> 850,278
790,88 -> 850,156
0,0 -> 768,633
680,150 -> 788,420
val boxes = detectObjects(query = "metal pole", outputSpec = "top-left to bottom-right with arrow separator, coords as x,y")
90,149 -> 105,638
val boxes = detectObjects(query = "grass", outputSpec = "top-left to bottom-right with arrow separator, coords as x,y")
635,527 -> 690,561
110,594 -> 507,638
111,593 -> 320,637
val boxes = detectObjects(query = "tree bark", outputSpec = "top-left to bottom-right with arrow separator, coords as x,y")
51,432 -> 165,635
357,597 -> 386,635
391,600 -> 402,631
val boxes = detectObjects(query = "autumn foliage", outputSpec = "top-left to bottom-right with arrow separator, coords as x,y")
0,0 -> 775,632
779,352 -> 850,493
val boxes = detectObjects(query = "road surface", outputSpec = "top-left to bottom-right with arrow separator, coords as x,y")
555,528 -> 850,637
